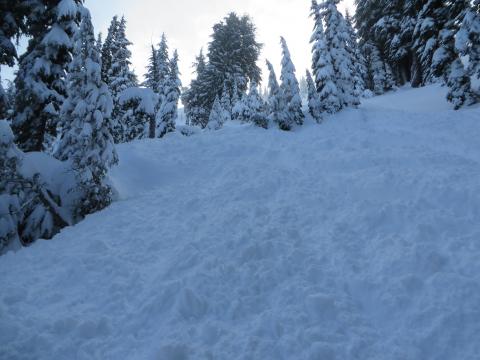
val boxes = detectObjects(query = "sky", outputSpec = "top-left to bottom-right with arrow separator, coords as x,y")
1,0 -> 355,88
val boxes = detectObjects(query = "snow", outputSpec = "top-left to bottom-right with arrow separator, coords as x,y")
1,85 -> 480,359
118,87 -> 157,115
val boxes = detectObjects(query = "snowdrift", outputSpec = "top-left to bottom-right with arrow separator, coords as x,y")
1,85 -> 480,359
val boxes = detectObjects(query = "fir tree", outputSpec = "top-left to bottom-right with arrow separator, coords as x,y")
232,92 -> 249,123
310,0 -> 341,113
55,10 -> 118,218
306,70 -> 323,123
431,1 -> 477,108
456,2 -> 480,79
279,37 -> 304,130
345,10 -> 366,97
157,50 -> 181,138
220,82 -> 232,116
247,82 -> 268,129
182,49 -> 208,127
108,16 -> 138,143
319,0 -> 360,108
96,32 -> 103,53
101,16 -> 118,84
1,121 -> 68,251
265,59 -> 284,127
0,77 -> 8,119
12,0 -> 83,152
207,95 -> 229,130
182,13 -> 262,127
156,33 -> 170,94
119,87 -> 157,140
363,42 -> 395,95
143,45 -> 159,90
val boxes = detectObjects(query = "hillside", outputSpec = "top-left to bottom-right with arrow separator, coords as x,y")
1,85 -> 480,360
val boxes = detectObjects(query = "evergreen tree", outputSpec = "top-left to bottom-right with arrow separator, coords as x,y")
363,41 -> 395,94
319,0 -> 360,108
430,1 -> 477,108
306,70 -> 323,123
96,32 -> 103,53
55,10 -> 118,218
345,10 -> 366,96
101,16 -> 118,84
265,60 -> 284,127
456,2 -> 480,79
119,87 -> 157,140
279,37 -> 304,130
156,33 -> 170,94
108,16 -> 138,143
1,121 -> 68,251
182,49 -> 208,127
12,0 -> 83,152
247,82 -> 269,129
310,0 -> 341,113
182,13 -> 262,127
232,92 -> 249,123
207,95 -> 229,130
220,82 -> 232,116
0,77 -> 8,119
157,50 -> 181,138
143,45 -> 159,90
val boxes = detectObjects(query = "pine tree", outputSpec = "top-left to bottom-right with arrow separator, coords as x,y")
232,92 -> 249,123
96,32 -> 103,53
265,59 -> 284,127
156,33 -> 170,94
363,41 -> 395,95
345,10 -> 366,96
12,0 -> 83,152
456,2 -> 480,79
143,45 -> 159,90
279,37 -> 304,130
1,120 -> 68,251
247,82 -> 268,129
220,82 -> 232,116
55,10 -> 118,218
101,16 -> 118,84
319,0 -> 360,108
310,0 -> 341,113
306,70 -> 323,123
157,50 -> 181,138
182,49 -> 208,127
431,1 -> 477,108
182,13 -> 262,127
0,77 -> 8,119
119,87 -> 157,140
207,95 -> 228,130
108,16 -> 138,143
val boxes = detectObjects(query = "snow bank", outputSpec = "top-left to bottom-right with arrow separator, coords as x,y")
1,86 -> 480,359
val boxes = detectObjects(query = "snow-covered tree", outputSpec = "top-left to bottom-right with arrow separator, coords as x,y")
0,77 -> 8,119
101,16 -> 118,84
310,0 -> 341,113
306,70 -> 323,123
232,92 -> 249,123
430,1 -> 478,108
319,0 -> 360,108
157,50 -> 181,138
265,60 -> 284,126
119,87 -> 157,140
156,33 -> 170,94
1,121 -> 68,251
456,2 -> 480,79
207,95 -> 228,130
55,10 -> 118,218
12,0 -> 83,152
363,42 -> 395,95
279,37 -> 304,130
345,10 -> 366,97
143,45 -> 159,90
247,82 -> 269,129
107,16 -> 138,143
182,49 -> 208,127
182,13 -> 262,127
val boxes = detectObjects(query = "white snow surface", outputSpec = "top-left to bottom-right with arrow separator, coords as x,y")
2,85 -> 480,359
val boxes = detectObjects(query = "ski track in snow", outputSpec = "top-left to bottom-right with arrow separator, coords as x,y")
1,85 -> 480,359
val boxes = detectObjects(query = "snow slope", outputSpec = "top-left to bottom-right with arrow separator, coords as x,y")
1,85 -> 480,360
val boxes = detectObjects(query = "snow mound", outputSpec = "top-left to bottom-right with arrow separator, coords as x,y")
1,85 -> 480,359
